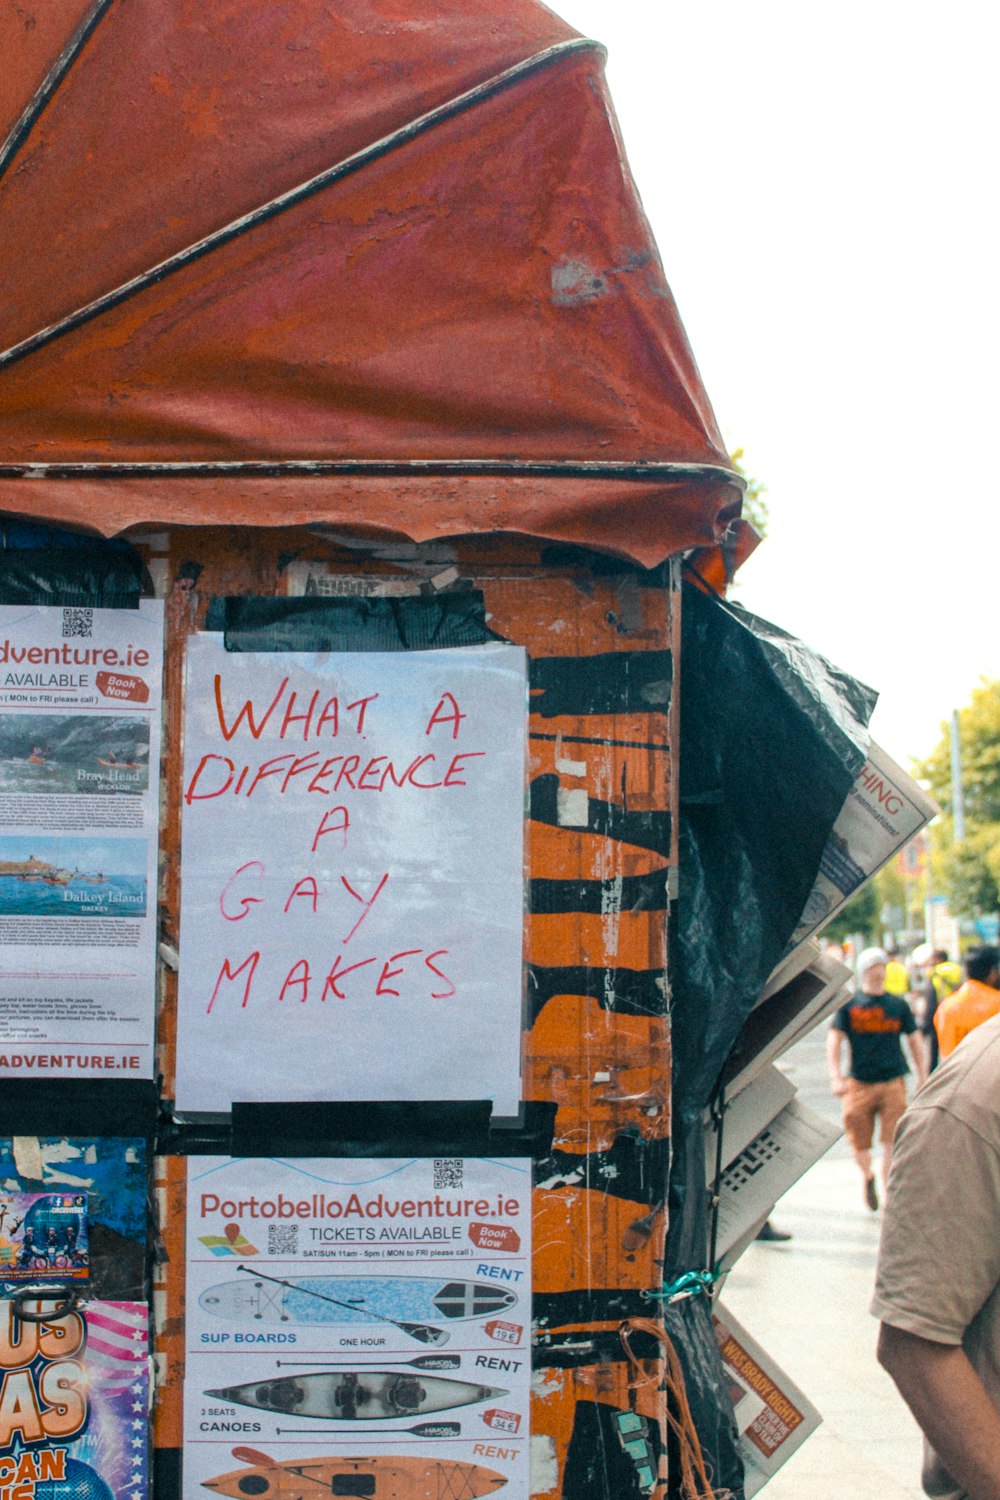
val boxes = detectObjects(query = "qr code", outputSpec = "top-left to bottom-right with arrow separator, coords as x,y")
721,1131 -> 782,1192
268,1224 -> 298,1256
62,607 -> 94,638
433,1158 -> 463,1190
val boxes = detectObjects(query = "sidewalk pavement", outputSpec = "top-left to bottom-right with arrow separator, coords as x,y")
722,1142 -> 927,1500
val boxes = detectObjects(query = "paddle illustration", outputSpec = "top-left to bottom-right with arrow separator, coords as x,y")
277,1354 -> 460,1371
236,1265 -> 448,1345
276,1423 -> 461,1439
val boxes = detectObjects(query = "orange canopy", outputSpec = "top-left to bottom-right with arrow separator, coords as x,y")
0,0 -> 741,567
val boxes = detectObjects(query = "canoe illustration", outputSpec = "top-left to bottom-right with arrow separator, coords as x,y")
199,1275 -> 517,1327
202,1449 -> 508,1499
205,1369 -> 507,1420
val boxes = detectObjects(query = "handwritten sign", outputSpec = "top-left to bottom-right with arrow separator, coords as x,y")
176,638 -> 527,1114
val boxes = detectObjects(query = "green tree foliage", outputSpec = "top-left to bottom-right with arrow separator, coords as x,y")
822,881 -> 879,945
915,680 -> 1000,918
729,447 -> 768,539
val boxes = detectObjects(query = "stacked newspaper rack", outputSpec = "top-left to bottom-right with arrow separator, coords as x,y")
702,742 -> 936,1489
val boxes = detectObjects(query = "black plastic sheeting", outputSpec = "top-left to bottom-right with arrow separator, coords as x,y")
0,523 -> 151,606
666,584 -> 876,1274
664,1294 -> 745,1500
206,592 -> 497,652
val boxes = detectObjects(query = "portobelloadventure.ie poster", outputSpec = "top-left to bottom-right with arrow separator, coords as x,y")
185,1155 -> 530,1499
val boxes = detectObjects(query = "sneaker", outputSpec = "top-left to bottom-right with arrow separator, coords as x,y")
865,1177 -> 879,1212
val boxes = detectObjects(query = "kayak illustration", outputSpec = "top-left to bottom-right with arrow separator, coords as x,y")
205,1369 -> 508,1420
202,1448 -> 508,1498
200,1272 -> 518,1328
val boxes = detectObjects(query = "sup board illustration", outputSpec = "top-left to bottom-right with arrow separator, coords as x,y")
202,1448 -> 508,1498
199,1275 -> 518,1327
205,1369 -> 508,1420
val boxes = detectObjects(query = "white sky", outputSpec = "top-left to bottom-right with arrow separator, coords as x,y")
553,1 -> 1000,768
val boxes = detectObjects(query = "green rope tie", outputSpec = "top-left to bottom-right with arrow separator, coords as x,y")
646,1269 -> 720,1305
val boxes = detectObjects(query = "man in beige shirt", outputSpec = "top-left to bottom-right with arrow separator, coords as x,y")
872,1012 -> 1000,1499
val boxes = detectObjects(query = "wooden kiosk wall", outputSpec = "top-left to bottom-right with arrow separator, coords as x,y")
150,524 -> 678,1495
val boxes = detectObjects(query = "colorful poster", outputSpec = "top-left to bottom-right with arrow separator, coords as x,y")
0,601 -> 164,1080
177,639 -> 527,1114
184,1156 -> 531,1499
0,1191 -> 89,1282
0,1295 -> 149,1500
0,1133 -> 150,1500
0,1136 -> 147,1298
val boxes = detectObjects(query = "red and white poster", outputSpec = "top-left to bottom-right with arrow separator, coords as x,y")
184,1154 -> 531,1500
0,601 -> 163,1079
176,638 -> 527,1114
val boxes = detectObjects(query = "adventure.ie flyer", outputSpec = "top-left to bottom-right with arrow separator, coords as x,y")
185,1156 -> 531,1500
0,601 -> 163,1080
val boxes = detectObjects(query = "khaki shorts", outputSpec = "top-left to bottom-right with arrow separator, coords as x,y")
842,1076 -> 908,1152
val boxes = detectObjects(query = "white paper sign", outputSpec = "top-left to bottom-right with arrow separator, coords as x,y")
177,638 -> 526,1113
184,1155 -> 531,1500
0,601 -> 163,1079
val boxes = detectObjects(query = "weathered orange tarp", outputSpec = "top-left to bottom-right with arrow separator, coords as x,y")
0,0 -> 740,566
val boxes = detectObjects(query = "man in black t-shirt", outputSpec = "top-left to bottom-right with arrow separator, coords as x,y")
827,946 -> 927,1211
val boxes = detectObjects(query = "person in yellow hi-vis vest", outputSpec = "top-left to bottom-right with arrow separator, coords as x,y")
884,944 -> 909,997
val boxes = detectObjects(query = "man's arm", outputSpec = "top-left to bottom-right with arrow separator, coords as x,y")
906,1029 -> 928,1088
826,1026 -> 848,1095
878,1323 -> 1000,1500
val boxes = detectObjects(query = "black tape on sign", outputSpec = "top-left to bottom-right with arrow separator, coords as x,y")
0,1078 -> 157,1139
534,1134 -> 669,1213
533,1326 -> 663,1370
0,529 -> 150,607
529,870 -> 669,916
155,1114 -> 233,1157
206,593 -> 495,652
153,1451 -> 180,1500
530,774 -> 671,856
228,1100 -> 556,1160
528,964 -> 666,1022
231,1100 -> 493,1158
533,1287 -> 658,1329
663,1295 -> 745,1500
529,650 -> 672,718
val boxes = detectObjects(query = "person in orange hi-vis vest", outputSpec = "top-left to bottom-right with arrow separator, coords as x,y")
934,946 -> 1000,1061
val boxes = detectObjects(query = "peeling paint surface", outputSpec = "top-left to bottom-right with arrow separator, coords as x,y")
528,1433 -> 560,1494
